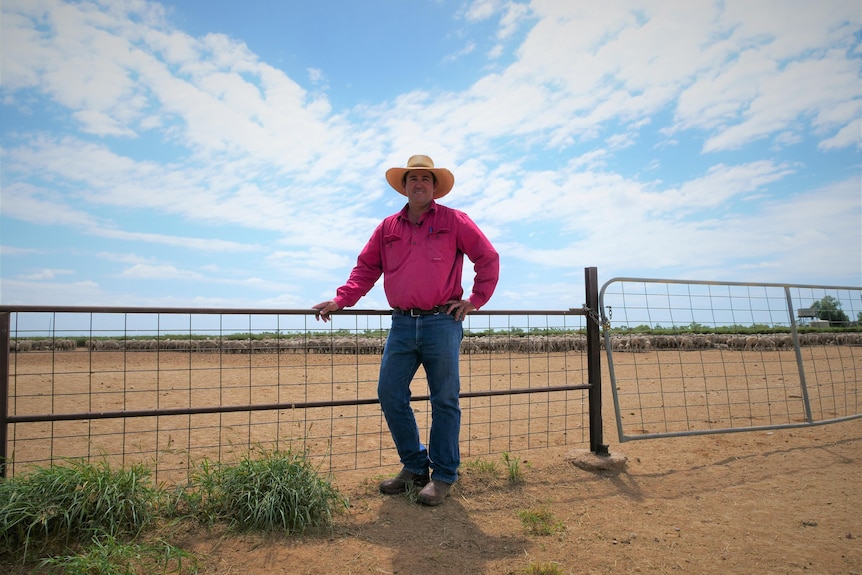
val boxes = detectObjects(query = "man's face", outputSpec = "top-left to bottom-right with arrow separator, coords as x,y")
404,170 -> 436,209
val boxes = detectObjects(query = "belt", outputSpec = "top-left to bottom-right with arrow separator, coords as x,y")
393,305 -> 448,317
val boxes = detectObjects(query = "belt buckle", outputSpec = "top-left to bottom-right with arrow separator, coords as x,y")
409,308 -> 421,318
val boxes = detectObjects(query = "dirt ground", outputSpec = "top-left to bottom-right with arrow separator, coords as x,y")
172,421 -> 861,575
4,348 -> 862,574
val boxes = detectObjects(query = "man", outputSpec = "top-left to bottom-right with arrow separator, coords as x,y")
313,155 -> 499,506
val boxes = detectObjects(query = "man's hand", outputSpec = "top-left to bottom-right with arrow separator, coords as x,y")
312,301 -> 340,322
445,299 -> 476,321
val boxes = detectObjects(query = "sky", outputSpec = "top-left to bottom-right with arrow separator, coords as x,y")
1,0 -> 860,314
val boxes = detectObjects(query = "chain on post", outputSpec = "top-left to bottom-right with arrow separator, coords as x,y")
581,304 -> 611,331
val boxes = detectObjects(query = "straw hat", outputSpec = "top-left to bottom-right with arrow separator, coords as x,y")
385,155 -> 454,199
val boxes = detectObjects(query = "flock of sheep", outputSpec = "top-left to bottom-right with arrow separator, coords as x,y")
608,331 -> 861,352
8,331 -> 861,354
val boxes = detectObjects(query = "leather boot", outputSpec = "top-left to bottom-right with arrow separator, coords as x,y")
379,468 -> 430,494
418,479 -> 452,506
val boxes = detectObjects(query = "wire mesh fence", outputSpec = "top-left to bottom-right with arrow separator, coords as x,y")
1,307 -> 595,484
599,279 -> 862,441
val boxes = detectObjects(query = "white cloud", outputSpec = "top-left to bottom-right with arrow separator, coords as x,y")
497,175 -> 861,287
2,135 -> 378,250
2,0 -> 345,171
1,182 -> 107,229
1,176 -> 263,253
463,157 -> 797,237
0,0 -> 858,308
93,228 -> 260,253
698,50 -> 860,152
96,252 -> 158,264
498,2 -> 531,40
443,41 -> 477,63
428,0 -> 860,155
118,263 -> 203,279
266,247 -> 356,282
819,117 -> 861,150
73,109 -> 138,136
0,278 -> 107,306
307,67 -> 326,85
464,0 -> 504,22
18,268 -> 74,281
0,245 -> 43,256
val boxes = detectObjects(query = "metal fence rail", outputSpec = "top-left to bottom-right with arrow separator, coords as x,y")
599,278 -> 862,442
0,267 -> 605,483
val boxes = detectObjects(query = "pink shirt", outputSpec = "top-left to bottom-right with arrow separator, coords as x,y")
333,202 -> 499,311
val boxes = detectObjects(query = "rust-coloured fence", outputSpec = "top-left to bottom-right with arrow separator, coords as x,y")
0,269 -> 606,483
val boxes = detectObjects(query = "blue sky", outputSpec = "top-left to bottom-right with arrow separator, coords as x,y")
1,0 -> 860,312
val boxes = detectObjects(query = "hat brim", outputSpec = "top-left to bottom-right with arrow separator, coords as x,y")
385,167 -> 454,199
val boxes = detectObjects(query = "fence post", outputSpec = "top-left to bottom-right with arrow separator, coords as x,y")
585,267 -> 609,455
0,312 -> 9,477
785,287 -> 814,423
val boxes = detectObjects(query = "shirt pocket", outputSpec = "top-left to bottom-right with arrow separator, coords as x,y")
427,228 -> 453,264
382,233 -> 409,272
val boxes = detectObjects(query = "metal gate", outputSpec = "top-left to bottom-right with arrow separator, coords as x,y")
599,278 -> 862,442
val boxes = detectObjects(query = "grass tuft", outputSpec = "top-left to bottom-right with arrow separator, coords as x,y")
39,533 -> 198,575
518,507 -> 566,536
503,452 -> 525,484
1,447 -> 347,570
463,457 -> 498,476
0,459 -> 157,558
182,447 -> 348,533
522,561 -> 565,575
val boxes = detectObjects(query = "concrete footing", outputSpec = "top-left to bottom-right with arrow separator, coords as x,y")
564,449 -> 627,474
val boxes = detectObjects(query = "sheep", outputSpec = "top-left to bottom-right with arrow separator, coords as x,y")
627,335 -> 651,352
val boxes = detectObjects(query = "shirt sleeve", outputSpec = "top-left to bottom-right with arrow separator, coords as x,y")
333,222 -> 385,309
457,212 -> 500,310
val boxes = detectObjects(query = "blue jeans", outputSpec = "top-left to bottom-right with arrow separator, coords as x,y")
378,312 -> 464,484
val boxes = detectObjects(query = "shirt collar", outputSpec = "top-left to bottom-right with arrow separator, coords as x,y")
398,200 -> 437,221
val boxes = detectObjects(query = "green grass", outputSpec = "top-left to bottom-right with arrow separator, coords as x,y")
403,478 -> 425,505
181,447 -> 348,533
522,561 -> 565,575
463,457 -> 499,476
462,453 -> 527,488
39,533 -> 198,575
1,447 -> 348,571
503,452 -> 525,485
0,459 -> 158,558
517,508 -> 565,536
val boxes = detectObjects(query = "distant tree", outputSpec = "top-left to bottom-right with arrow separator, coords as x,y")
810,296 -> 849,324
